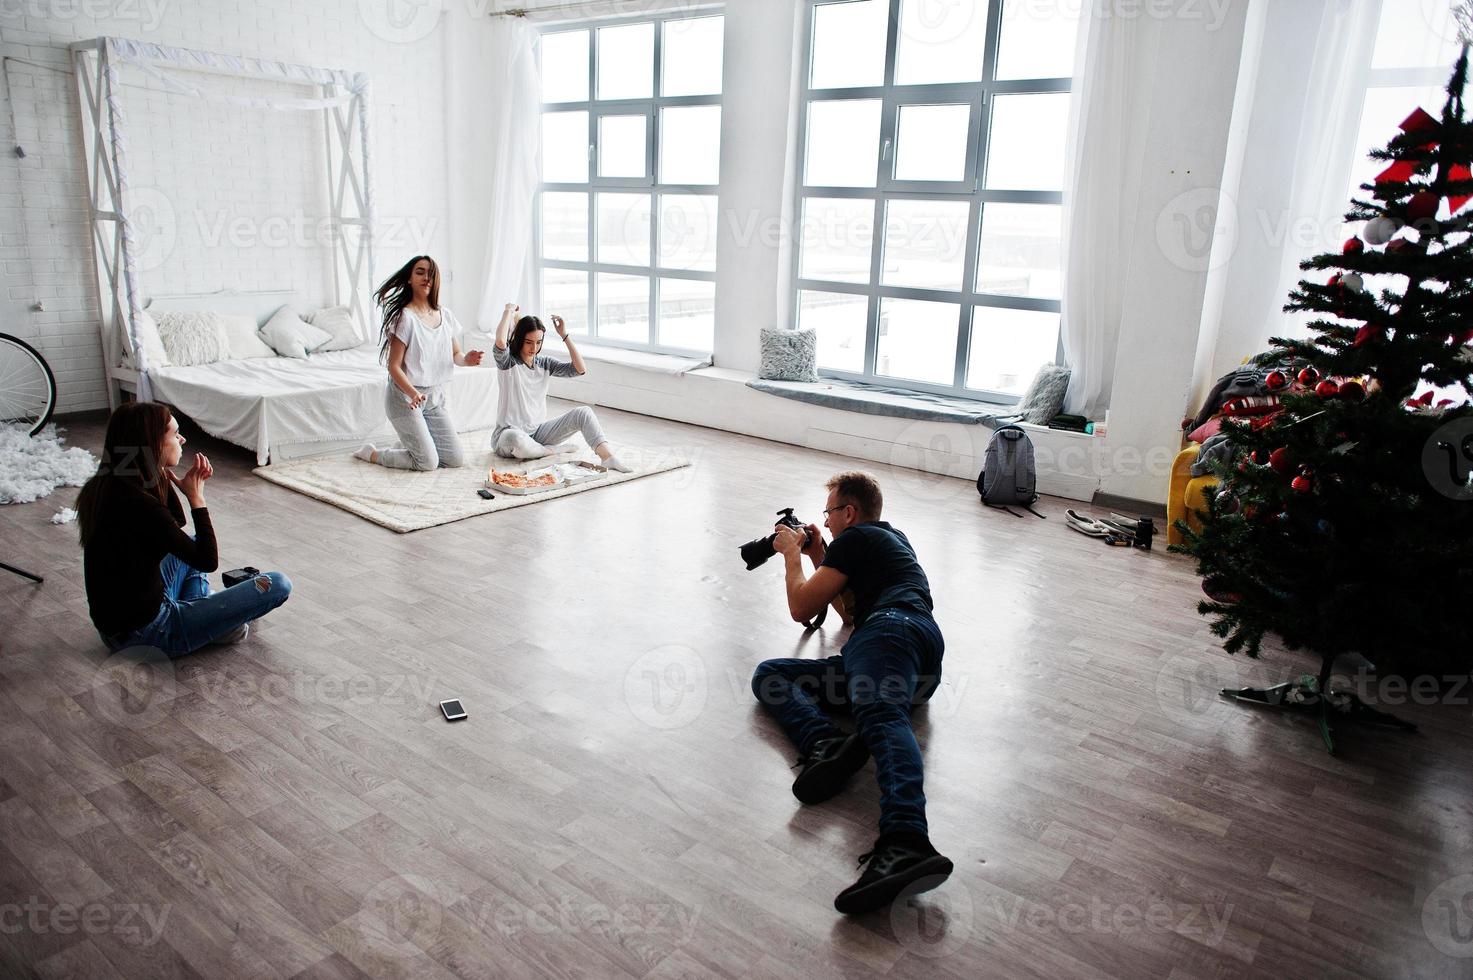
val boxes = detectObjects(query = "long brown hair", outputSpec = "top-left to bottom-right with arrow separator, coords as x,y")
374,255 -> 440,362
76,402 -> 174,546
508,315 -> 546,364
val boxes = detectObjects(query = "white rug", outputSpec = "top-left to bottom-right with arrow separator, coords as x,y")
253,429 -> 692,532
0,424 -> 98,505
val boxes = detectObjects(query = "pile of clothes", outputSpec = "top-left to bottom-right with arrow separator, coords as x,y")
1183,358 -> 1304,478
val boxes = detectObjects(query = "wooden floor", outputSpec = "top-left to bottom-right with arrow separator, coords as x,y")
2,405 -> 1472,980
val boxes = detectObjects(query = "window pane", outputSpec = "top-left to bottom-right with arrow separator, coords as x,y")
660,105 -> 721,185
800,197 -> 875,284
658,193 -> 718,271
596,193 -> 651,267
966,306 -> 1058,394
995,0 -> 1080,81
985,93 -> 1068,191
541,192 -> 587,262
598,23 -> 654,100
596,273 -> 650,343
894,104 -> 971,183
805,99 -> 882,187
663,15 -> 724,96
811,0 -> 887,89
542,111 -> 589,183
894,0 -> 990,85
599,114 -> 647,178
876,298 -> 959,386
976,203 -> 1061,299
881,199 -> 970,291
541,30 -> 589,102
1346,85 -> 1450,206
799,290 -> 868,372
658,277 -> 715,351
1370,2 -> 1465,70
542,268 -> 589,335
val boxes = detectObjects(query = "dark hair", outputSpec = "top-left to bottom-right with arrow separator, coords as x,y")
508,315 -> 546,362
373,255 -> 439,362
76,401 -> 174,546
825,471 -> 883,521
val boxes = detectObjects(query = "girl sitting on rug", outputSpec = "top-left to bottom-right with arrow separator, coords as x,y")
490,303 -> 632,472
356,255 -> 484,471
78,402 -> 292,656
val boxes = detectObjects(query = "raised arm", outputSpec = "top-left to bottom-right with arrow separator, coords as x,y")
493,302 -> 518,351
552,315 -> 586,375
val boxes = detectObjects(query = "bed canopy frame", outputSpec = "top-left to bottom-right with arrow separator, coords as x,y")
70,37 -> 375,406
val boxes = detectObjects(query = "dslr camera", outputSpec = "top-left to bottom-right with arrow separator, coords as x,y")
739,508 -> 812,570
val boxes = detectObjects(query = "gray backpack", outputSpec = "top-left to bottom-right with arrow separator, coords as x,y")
977,424 -> 1046,519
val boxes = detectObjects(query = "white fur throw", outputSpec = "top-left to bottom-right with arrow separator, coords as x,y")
1015,363 -> 1072,424
156,311 -> 231,367
759,326 -> 819,382
0,424 -> 97,505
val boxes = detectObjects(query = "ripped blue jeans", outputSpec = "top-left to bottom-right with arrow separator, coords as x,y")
103,552 -> 291,657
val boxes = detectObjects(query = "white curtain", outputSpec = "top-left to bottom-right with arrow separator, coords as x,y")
1057,6 -> 1158,419
471,19 -> 542,332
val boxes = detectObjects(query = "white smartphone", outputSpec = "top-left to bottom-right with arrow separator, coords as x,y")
439,698 -> 467,722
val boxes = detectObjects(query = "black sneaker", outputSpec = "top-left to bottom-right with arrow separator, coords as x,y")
791,732 -> 870,805
833,836 -> 954,915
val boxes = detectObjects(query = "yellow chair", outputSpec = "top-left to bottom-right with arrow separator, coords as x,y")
1167,443 -> 1217,547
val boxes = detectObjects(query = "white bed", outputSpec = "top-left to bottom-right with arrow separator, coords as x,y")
114,290 -> 500,465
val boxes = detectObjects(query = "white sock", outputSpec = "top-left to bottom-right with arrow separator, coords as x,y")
354,444 -> 377,462
602,454 -> 633,473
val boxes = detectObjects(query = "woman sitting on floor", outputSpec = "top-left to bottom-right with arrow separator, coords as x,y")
78,402 -> 291,656
356,254 -> 485,471
490,303 -> 632,472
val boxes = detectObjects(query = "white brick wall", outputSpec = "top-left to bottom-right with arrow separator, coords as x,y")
0,0 -> 453,415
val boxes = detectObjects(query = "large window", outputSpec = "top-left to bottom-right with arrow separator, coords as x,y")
794,0 -> 1078,400
537,13 -> 724,355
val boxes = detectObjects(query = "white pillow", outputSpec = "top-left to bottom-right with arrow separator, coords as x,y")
306,305 -> 363,352
156,311 -> 231,367
218,313 -> 276,360
128,309 -> 171,369
260,305 -> 332,359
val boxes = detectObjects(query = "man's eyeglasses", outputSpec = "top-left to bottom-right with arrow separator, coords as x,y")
822,503 -> 851,517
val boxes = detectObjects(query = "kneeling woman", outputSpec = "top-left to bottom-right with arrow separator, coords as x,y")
491,303 -> 631,472
79,403 -> 291,655
357,255 -> 484,470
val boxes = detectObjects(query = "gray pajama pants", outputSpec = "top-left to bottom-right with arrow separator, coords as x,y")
493,405 -> 607,460
378,383 -> 465,471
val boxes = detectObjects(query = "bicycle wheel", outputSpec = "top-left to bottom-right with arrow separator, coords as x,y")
0,333 -> 57,436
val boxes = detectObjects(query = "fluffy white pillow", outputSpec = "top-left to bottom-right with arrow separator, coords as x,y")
260,305 -> 332,359
306,305 -> 363,352
218,313 -> 277,360
156,311 -> 231,367
128,309 -> 171,369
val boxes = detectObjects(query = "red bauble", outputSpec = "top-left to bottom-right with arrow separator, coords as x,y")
1353,324 -> 1382,348
1291,474 -> 1314,494
1407,191 -> 1440,221
1268,447 -> 1294,474
1342,237 -> 1364,255
1339,380 -> 1366,401
1251,449 -> 1268,466
1297,366 -> 1320,386
1328,273 -> 1343,288
1387,237 -> 1418,255
1265,370 -> 1288,391
1315,379 -> 1340,398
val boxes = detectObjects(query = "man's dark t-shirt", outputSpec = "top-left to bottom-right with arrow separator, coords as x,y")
820,521 -> 933,629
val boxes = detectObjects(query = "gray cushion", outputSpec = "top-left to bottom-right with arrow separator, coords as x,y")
1014,363 -> 1071,425
758,327 -> 819,383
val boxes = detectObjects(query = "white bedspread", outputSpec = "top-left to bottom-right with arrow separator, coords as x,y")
147,347 -> 500,465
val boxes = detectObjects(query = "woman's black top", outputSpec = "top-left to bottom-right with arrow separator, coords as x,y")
83,478 -> 218,638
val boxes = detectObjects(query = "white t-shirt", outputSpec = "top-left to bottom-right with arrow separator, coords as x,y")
493,344 -> 580,432
389,307 -> 461,388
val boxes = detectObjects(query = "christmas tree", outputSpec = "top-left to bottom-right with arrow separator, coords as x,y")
1173,47 -> 1473,750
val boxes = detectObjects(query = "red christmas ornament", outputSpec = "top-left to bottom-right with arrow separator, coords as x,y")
1265,370 -> 1288,391
1449,164 -> 1472,214
1407,191 -> 1440,222
1342,237 -> 1364,256
1268,447 -> 1294,474
1401,107 -> 1439,134
1339,380 -> 1366,401
1251,449 -> 1268,466
1328,273 -> 1342,288
1315,379 -> 1340,398
1375,160 -> 1417,186
1297,366 -> 1320,386
1291,474 -> 1314,494
1387,237 -> 1418,255
1353,325 -> 1382,348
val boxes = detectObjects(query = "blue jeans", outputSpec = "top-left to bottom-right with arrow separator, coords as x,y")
104,552 -> 291,657
751,608 -> 943,839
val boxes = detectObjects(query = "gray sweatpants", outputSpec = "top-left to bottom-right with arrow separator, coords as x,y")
493,405 -> 607,460
378,383 -> 465,471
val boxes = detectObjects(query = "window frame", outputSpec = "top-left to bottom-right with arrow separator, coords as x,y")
536,10 -> 724,358
792,0 -> 1072,403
